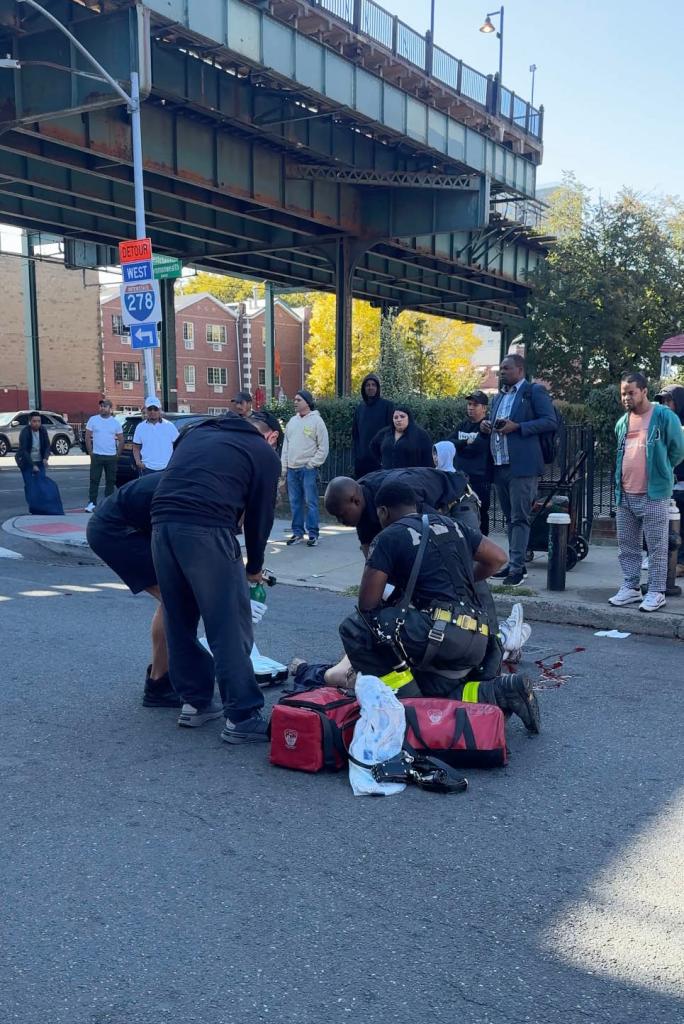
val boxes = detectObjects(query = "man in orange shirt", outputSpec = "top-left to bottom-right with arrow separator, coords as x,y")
609,372 -> 684,612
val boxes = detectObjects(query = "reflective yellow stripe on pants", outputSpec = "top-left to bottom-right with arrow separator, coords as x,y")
461,680 -> 480,703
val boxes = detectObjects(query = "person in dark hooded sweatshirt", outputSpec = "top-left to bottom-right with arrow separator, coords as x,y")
655,383 -> 684,575
352,373 -> 394,478
151,412 -> 281,741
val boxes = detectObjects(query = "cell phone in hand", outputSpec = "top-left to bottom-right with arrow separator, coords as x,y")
494,418 -> 507,430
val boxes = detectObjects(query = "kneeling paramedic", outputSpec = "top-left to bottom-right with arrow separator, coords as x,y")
151,411 -> 282,740
339,481 -> 540,732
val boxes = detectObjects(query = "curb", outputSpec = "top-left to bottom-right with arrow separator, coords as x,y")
2,516 -> 102,565
493,594 -> 684,641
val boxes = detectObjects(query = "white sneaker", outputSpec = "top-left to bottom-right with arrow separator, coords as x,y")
608,586 -> 642,606
85,502 -> 96,513
641,554 -> 649,570
177,703 -> 223,728
639,592 -> 666,613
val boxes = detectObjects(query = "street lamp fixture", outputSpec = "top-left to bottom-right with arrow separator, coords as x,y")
479,6 -> 504,83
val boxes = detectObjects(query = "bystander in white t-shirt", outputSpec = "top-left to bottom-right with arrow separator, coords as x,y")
86,414 -> 122,456
132,418 -> 180,470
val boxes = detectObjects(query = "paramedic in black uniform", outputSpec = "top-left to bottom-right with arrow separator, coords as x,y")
338,480 -> 540,732
151,412 -> 282,741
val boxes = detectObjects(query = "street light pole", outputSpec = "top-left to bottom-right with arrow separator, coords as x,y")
479,6 -> 504,83
14,0 -> 156,400
529,64 -> 538,108
129,70 -> 155,398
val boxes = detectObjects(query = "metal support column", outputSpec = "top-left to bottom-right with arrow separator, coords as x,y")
21,230 -> 41,409
335,239 -> 354,396
499,324 -> 512,365
159,279 -> 177,412
264,280 -> 275,404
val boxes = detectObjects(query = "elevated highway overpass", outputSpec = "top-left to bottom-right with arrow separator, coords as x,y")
0,0 -> 549,392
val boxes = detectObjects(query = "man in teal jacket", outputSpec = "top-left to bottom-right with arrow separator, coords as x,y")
610,371 -> 684,612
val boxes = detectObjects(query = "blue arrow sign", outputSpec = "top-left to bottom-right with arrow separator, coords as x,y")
130,322 -> 160,349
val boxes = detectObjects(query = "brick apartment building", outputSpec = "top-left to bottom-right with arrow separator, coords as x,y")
100,291 -> 309,413
0,253 -> 102,416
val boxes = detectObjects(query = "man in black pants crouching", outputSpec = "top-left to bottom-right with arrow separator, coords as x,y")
151,412 -> 282,740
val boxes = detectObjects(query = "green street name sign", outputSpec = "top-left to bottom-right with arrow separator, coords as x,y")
153,254 -> 184,280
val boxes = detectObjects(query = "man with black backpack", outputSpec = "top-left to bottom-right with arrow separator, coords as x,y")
481,354 -> 557,586
337,480 -> 540,732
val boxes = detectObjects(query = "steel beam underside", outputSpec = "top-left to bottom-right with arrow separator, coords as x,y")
0,124 -> 537,324
0,9 -> 542,326
138,0 -> 539,194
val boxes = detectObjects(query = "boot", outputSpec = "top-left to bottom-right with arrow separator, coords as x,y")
142,666 -> 181,708
492,673 -> 540,734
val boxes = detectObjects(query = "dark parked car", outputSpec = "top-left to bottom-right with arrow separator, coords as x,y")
115,412 -> 212,486
0,410 -> 76,457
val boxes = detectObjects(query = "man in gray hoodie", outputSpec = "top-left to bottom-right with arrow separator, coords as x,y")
281,389 -> 329,547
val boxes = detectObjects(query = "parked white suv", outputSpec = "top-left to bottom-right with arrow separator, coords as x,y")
0,411 -> 76,457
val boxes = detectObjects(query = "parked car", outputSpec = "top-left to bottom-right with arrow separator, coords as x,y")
115,412 -> 211,486
0,410 -> 76,457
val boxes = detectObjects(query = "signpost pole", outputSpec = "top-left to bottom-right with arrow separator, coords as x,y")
130,70 -> 156,401
160,279 -> 178,412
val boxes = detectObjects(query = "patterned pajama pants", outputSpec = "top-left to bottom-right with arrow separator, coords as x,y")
616,493 -> 670,594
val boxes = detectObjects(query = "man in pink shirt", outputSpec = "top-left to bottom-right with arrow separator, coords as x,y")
609,371 -> 684,612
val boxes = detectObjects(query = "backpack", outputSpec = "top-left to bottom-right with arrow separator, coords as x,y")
530,383 -> 561,465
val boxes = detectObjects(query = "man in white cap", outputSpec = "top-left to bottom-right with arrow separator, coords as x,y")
132,397 -> 179,475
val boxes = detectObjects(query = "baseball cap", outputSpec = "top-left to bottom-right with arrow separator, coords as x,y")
232,390 -> 252,404
465,390 -> 489,405
144,396 -> 161,409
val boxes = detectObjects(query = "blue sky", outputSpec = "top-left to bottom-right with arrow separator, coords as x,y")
385,0 -> 684,200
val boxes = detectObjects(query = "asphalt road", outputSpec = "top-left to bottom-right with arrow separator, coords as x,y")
0,455 -> 90,518
1,552 -> 682,1024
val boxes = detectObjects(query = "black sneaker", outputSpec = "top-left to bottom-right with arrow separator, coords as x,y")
221,711 -> 270,744
142,667 -> 181,708
286,535 -> 304,546
306,537 -> 319,547
493,673 -> 541,734
502,570 -> 527,587
492,566 -> 510,579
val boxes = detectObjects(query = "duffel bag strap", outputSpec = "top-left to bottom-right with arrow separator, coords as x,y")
403,703 -> 476,754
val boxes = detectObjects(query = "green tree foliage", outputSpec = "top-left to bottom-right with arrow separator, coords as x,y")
525,184 -> 684,401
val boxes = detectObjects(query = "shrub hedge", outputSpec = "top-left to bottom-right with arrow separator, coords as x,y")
265,387 -> 621,451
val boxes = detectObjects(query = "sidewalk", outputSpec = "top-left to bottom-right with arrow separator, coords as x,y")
3,509 -> 683,638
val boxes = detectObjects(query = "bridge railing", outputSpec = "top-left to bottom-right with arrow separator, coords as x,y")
309,0 -> 542,141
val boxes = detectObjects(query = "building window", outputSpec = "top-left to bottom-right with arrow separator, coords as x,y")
207,367 -> 228,386
111,314 -> 130,337
155,365 -> 161,387
206,324 -> 227,345
113,360 -> 140,383
257,368 -> 281,387
183,322 -> 194,350
207,407 -> 229,415
184,365 -> 196,392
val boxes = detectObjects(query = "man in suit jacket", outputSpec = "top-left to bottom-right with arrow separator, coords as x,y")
481,354 -> 557,586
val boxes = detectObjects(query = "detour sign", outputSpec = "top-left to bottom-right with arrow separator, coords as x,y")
119,238 -> 152,263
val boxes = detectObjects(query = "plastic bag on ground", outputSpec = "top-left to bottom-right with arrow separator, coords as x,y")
348,675 -> 407,797
199,636 -> 288,684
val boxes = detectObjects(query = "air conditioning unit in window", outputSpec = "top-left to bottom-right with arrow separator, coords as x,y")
186,384 -> 195,392
123,381 -> 134,390
213,385 -> 224,394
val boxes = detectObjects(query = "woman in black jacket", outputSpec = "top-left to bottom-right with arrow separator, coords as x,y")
369,406 -> 433,471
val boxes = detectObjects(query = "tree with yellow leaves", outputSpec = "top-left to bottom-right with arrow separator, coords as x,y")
306,294 -> 483,397
306,294 -> 381,396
